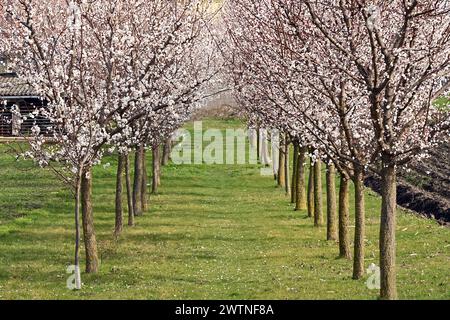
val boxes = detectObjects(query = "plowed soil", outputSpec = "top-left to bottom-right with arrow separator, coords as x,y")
365,142 -> 450,226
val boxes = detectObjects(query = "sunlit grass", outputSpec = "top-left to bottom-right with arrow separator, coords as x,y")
434,96 -> 450,111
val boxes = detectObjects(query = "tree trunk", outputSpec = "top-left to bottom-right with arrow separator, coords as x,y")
125,153 -> 134,226
152,145 -> 160,194
277,135 -> 285,188
338,174 -> 351,259
114,154 -> 125,237
141,148 -> 148,212
307,157 -> 314,218
291,143 -> 298,203
161,138 -> 171,166
73,174 -> 82,289
380,161 -> 397,300
284,140 -> 290,196
326,163 -> 338,240
271,130 -> 279,181
256,126 -> 260,163
313,159 -> 323,227
295,146 -> 307,211
133,146 -> 143,216
157,146 -> 161,187
352,168 -> 366,280
81,168 -> 99,273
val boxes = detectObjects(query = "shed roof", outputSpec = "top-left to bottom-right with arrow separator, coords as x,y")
0,73 -> 41,98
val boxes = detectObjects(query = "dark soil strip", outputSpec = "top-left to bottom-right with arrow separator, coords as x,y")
365,175 -> 450,226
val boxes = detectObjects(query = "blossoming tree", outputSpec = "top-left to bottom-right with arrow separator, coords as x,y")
1,0 -> 222,288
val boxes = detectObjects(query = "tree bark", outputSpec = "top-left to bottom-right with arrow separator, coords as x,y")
291,143 -> 298,203
277,135 -> 285,188
152,145 -> 160,194
352,168 -> 366,280
338,174 -> 352,259
256,126 -> 260,163
307,157 -> 314,218
313,159 -> 323,227
271,130 -> 279,181
326,163 -> 338,240
380,161 -> 397,300
295,146 -> 307,211
114,154 -> 125,237
81,168 -> 99,273
141,148 -> 148,212
161,138 -> 171,166
124,153 -> 134,226
133,145 -> 143,216
284,140 -> 290,196
157,146 -> 161,187
73,173 -> 82,289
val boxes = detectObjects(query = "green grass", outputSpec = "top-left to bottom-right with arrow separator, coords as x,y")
434,96 -> 450,111
0,118 -> 449,299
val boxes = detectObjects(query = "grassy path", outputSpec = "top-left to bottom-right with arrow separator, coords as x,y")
0,119 -> 449,299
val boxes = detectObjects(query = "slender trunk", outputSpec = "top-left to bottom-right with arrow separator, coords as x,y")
307,157 -> 314,218
141,148 -> 148,212
81,168 -> 99,273
162,138 -> 171,166
313,159 -> 323,227
114,154 -> 125,237
125,153 -> 134,226
352,168 -> 366,279
256,126 -> 260,163
291,143 -> 298,203
277,135 -> 285,188
380,161 -> 397,300
133,146 -> 143,216
272,130 -> 278,181
338,175 -> 352,259
73,174 -> 82,290
152,145 -> 160,194
157,146 -> 161,187
326,163 -> 338,241
284,140 -> 290,195
295,146 -> 307,211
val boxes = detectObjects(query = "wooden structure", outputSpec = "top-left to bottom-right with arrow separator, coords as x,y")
0,72 -> 52,137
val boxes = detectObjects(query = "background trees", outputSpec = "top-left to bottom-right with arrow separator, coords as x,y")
224,0 -> 450,299
302,0 -> 450,299
1,0 -> 222,288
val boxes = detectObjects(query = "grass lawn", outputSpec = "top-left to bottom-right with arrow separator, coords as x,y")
0,118 -> 449,300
